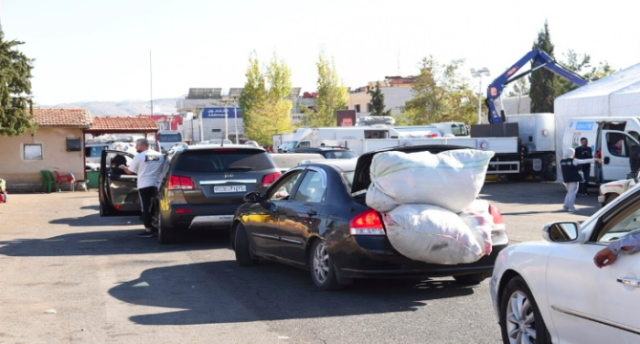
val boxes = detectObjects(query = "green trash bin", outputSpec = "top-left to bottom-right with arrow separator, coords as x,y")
87,171 -> 100,189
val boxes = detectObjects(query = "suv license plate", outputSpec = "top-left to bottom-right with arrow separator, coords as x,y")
213,185 -> 247,193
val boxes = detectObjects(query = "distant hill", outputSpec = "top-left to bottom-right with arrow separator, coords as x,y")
41,97 -> 179,116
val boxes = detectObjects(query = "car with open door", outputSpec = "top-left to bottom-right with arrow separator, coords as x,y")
231,145 -> 509,291
98,149 -> 141,216
490,184 -> 640,343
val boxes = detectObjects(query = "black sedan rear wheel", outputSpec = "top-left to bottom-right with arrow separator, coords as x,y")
234,224 -> 258,266
309,240 -> 343,291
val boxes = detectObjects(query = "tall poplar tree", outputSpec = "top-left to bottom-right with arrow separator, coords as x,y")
301,53 -> 348,127
529,21 -> 561,113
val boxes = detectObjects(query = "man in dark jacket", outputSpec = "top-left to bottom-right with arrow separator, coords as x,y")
574,137 -> 593,196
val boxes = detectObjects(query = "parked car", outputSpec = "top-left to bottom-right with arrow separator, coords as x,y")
490,187 -> 640,343
289,146 -> 358,159
153,145 -> 281,243
231,145 -> 509,290
598,171 -> 638,206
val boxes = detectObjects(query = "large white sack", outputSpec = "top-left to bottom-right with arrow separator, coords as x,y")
459,200 -> 493,257
384,204 -> 491,265
366,149 -> 495,213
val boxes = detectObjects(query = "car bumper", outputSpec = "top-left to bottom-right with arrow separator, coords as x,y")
332,235 -> 508,280
598,195 -> 605,205
166,203 -> 241,230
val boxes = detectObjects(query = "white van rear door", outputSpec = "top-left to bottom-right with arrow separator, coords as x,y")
601,130 -> 639,181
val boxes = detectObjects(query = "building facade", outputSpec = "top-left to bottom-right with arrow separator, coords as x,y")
0,109 -> 92,192
347,76 -> 416,117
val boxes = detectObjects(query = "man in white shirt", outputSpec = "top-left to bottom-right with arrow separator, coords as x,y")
119,138 -> 166,237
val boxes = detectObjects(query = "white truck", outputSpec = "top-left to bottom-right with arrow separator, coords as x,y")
272,133 -> 293,152
281,123 -> 471,151
157,130 -> 183,153
278,125 -> 520,174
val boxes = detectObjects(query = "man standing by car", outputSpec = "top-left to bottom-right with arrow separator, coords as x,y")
119,139 -> 166,238
575,137 -> 593,196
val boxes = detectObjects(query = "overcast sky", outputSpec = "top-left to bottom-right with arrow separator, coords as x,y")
3,0 -> 640,105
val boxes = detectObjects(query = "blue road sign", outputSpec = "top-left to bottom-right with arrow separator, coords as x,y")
202,107 -> 243,119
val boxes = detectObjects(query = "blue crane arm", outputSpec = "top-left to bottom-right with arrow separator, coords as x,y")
485,50 -> 589,124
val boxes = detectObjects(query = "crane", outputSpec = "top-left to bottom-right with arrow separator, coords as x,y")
486,50 -> 589,124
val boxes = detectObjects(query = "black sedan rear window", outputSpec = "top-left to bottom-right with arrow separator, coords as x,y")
175,150 -> 275,173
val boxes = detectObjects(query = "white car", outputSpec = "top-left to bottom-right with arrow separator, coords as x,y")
598,172 -> 638,206
490,188 -> 640,344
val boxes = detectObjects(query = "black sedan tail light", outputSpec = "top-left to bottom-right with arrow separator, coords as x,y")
349,209 -> 386,236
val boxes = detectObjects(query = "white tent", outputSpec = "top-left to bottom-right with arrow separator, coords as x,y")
554,63 -> 640,180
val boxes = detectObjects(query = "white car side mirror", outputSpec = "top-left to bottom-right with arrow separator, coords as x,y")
542,222 -> 580,243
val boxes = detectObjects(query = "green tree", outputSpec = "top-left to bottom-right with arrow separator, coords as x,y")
0,32 -> 35,136
529,21 -> 561,113
367,83 -> 391,116
301,53 -> 348,127
557,49 -> 615,94
397,56 -> 479,125
239,53 -> 292,146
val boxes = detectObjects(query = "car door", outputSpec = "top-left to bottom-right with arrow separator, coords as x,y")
279,168 -> 327,265
244,169 -> 304,259
546,196 -> 640,343
601,130 -> 639,181
100,149 -> 139,215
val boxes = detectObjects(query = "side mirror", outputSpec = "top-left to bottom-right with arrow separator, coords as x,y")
543,222 -> 579,243
243,191 -> 261,203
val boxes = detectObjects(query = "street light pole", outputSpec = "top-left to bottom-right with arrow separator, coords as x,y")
233,99 -> 239,144
224,107 -> 229,142
477,77 -> 482,125
471,68 -> 490,125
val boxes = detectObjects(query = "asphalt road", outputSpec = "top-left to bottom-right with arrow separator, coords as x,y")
0,182 -> 601,344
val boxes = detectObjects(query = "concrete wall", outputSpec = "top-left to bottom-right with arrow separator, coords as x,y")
0,127 -> 85,192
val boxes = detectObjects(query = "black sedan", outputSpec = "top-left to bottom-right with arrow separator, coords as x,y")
231,145 -> 509,290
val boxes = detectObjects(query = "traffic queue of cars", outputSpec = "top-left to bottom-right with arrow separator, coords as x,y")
98,144 -> 508,288
97,143 -> 640,343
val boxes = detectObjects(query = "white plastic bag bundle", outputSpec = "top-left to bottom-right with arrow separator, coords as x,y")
384,203 -> 493,265
366,149 -> 495,213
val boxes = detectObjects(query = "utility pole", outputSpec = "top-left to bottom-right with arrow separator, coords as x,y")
471,68 -> 490,125
233,98 -> 239,144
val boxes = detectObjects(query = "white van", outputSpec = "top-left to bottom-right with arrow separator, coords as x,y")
563,117 -> 640,182
157,130 -> 183,153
